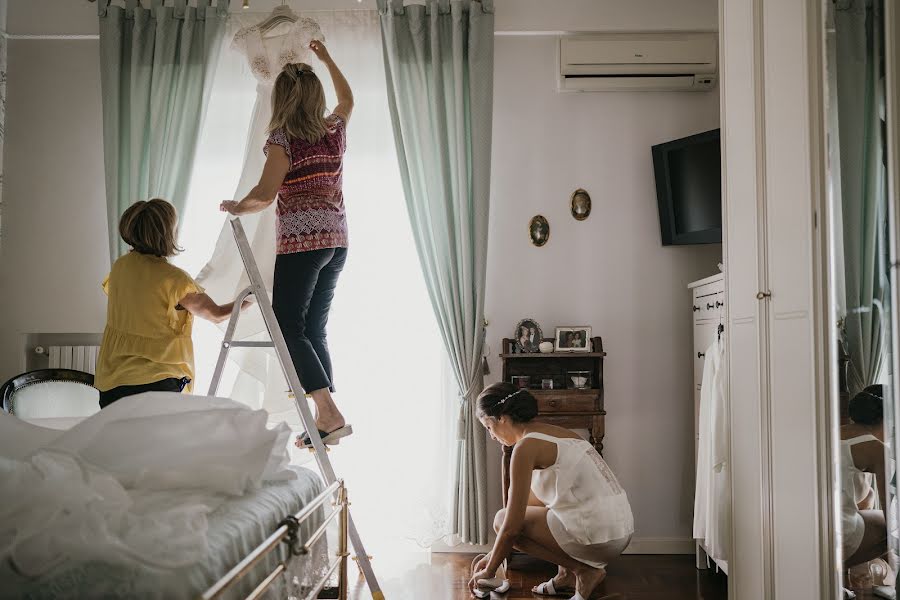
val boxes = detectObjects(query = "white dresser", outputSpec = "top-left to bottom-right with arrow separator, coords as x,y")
688,272 -> 726,574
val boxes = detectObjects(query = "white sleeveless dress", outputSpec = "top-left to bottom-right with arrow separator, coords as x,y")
524,432 -> 634,568
841,434 -> 879,557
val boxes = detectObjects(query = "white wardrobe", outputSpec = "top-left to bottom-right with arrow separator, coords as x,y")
719,0 -> 832,598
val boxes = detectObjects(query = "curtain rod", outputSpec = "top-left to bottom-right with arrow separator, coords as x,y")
0,30 -> 718,41
0,28 -> 562,41
0,29 -> 100,40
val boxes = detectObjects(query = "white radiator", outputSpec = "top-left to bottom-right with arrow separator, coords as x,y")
39,345 -> 100,374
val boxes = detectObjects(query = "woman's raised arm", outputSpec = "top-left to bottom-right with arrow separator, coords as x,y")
310,41 -> 354,123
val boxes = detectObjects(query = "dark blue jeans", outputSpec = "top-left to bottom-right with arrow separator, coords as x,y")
272,247 -> 347,394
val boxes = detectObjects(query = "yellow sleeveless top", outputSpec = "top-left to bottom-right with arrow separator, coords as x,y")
95,252 -> 203,392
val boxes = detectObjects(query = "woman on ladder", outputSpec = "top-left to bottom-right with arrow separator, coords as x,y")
221,40 -> 352,448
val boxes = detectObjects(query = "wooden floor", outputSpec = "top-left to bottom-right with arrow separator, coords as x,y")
348,552 -> 727,600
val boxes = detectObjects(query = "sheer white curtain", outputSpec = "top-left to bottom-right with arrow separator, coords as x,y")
173,10 -> 455,548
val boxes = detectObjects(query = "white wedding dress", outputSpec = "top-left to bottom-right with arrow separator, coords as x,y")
195,17 -> 324,423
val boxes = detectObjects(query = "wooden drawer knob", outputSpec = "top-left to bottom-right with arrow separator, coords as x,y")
548,400 -> 557,407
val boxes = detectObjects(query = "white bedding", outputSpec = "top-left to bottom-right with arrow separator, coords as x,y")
0,392 -> 298,581
0,468 -> 327,600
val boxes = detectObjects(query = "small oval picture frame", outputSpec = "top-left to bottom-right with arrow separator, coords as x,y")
514,318 -> 543,353
571,188 -> 591,221
529,215 -> 550,247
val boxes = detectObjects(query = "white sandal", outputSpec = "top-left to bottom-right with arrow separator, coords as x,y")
533,579 -> 575,596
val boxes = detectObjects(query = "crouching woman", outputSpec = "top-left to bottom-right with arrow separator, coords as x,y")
470,383 -> 634,600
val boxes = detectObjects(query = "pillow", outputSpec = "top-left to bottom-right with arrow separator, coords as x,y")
11,381 -> 100,419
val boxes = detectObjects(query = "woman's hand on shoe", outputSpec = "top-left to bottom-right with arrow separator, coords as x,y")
471,553 -> 490,574
468,568 -> 495,592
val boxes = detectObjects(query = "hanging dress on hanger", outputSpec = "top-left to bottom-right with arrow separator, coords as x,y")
195,17 -> 324,417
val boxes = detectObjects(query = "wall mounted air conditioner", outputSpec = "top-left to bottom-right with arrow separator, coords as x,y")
558,32 -> 718,92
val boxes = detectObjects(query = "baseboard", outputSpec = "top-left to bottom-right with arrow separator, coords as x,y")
623,537 -> 695,555
430,537 -> 695,555
430,541 -> 493,554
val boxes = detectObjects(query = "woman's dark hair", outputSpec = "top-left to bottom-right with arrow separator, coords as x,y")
849,384 -> 884,426
476,382 -> 538,423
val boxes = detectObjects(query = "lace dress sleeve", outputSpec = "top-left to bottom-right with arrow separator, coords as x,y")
231,24 -> 255,55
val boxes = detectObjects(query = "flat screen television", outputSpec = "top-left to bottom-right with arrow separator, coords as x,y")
652,129 -> 722,245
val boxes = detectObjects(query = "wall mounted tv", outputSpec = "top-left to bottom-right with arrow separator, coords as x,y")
652,128 -> 722,246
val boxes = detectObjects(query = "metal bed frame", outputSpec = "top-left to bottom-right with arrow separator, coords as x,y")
202,479 -> 350,600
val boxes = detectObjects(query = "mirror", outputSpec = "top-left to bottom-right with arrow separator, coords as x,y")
825,0 -> 898,597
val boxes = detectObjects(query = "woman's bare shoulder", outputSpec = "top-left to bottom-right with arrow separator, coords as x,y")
531,422 -> 582,440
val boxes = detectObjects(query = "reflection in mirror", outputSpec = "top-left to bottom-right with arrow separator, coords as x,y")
826,0 -> 897,598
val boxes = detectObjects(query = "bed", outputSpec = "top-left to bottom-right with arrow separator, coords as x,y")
0,371 -> 348,600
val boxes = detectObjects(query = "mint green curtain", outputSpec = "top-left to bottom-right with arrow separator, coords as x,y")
835,0 -> 888,394
98,0 -> 227,260
377,0 -> 494,544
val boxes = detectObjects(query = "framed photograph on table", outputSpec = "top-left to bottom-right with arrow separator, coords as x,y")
514,318 -> 543,353
555,326 -> 592,352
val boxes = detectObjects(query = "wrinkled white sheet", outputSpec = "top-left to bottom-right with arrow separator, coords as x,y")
0,392 -> 295,578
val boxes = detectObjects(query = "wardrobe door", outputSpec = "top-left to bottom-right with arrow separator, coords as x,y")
720,0 -> 767,598
760,1 -> 824,597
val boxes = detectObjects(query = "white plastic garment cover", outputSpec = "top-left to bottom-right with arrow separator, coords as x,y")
0,392 -> 295,577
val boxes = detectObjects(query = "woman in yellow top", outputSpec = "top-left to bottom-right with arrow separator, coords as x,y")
95,199 -> 245,408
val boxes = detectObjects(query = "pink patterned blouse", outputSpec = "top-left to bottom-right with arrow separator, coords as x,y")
264,114 -> 348,255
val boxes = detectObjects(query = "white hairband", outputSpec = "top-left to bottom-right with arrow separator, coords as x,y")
497,389 -> 524,405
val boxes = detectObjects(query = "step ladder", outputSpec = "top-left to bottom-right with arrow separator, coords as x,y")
208,217 -> 383,600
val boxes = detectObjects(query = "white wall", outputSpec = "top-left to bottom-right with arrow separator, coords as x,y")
484,34 -> 722,547
0,19 -> 108,380
494,0 -> 717,32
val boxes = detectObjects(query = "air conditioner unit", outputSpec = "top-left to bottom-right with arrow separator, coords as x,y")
558,32 -> 718,92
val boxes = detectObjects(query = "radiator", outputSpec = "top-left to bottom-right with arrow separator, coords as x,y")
25,333 -> 103,374
39,345 -> 100,374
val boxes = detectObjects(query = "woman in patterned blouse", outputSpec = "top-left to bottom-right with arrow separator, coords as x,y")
221,40 -> 353,448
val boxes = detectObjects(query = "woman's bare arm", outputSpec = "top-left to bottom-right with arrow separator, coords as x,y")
853,439 -> 888,508
178,293 -> 248,324
485,443 -> 536,574
220,147 -> 290,215
310,41 -> 354,123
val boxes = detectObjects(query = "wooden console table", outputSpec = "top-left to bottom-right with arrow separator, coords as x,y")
499,336 -> 606,504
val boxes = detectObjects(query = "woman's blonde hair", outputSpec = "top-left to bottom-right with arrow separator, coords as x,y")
119,198 -> 182,257
268,62 -> 329,143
